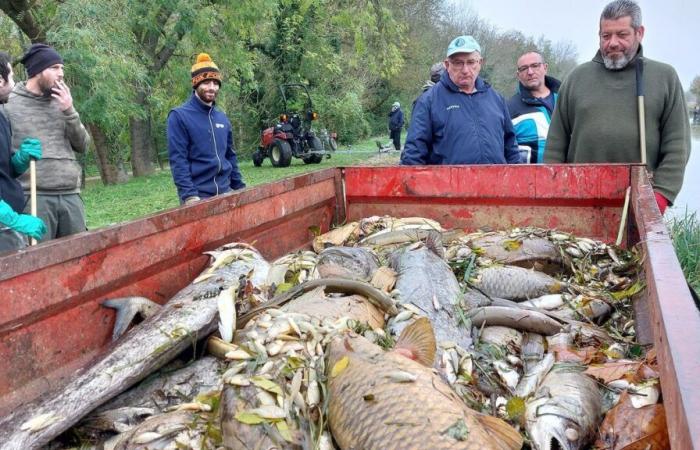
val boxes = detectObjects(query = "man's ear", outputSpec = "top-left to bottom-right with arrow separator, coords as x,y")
636,25 -> 645,40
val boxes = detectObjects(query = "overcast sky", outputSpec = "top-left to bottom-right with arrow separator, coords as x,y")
456,0 -> 699,89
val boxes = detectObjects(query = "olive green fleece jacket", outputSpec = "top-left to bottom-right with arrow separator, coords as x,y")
4,82 -> 91,194
544,47 -> 690,203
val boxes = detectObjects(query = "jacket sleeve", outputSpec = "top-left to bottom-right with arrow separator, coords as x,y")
543,79 -> 571,163
502,100 -> 521,164
226,126 -> 246,190
167,111 -> 198,202
398,110 -> 404,128
63,106 -> 91,153
400,97 -> 432,165
651,71 -> 691,203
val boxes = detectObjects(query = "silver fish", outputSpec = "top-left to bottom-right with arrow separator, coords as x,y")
316,246 -> 379,281
101,296 -> 162,341
525,368 -> 602,450
389,243 -> 470,351
0,244 -> 270,450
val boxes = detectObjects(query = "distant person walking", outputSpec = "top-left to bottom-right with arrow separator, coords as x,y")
388,102 -> 404,151
5,43 -> 91,241
507,51 -> 560,163
167,53 -> 245,205
545,0 -> 690,214
401,35 -> 520,165
0,51 -> 46,253
693,105 -> 700,125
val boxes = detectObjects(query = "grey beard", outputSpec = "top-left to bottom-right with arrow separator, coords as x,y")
602,53 -> 631,70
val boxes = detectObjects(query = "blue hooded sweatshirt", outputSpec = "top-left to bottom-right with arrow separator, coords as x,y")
401,71 -> 520,165
167,93 -> 245,203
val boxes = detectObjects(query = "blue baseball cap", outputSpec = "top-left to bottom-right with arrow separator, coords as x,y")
446,35 -> 481,57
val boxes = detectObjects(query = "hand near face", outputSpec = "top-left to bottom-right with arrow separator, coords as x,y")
51,80 -> 73,111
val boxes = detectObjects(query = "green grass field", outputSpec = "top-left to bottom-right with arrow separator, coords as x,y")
668,211 -> 700,293
83,137 -> 399,229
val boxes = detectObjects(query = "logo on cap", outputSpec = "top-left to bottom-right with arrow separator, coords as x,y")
454,38 -> 465,48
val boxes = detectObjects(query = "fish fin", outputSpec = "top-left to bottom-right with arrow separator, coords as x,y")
102,297 -> 157,341
476,414 -> 524,450
394,317 -> 436,367
423,231 -> 445,258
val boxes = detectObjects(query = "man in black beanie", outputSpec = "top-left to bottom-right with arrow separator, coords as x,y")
5,43 -> 91,242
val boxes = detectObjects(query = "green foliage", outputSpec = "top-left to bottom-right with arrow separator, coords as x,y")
668,211 -> 700,293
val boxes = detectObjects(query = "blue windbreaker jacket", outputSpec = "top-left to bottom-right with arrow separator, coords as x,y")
388,108 -> 404,131
401,71 -> 520,165
167,93 -> 245,203
507,75 -> 560,163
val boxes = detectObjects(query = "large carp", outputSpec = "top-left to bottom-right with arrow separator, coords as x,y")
0,244 -> 270,450
326,318 -> 523,450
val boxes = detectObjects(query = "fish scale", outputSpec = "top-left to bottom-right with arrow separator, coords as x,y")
474,265 -> 565,301
327,333 -> 523,450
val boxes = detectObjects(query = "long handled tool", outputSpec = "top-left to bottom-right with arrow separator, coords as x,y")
636,57 -> 646,165
29,159 -> 37,246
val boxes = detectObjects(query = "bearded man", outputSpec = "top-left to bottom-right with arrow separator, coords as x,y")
5,43 -> 91,241
544,0 -> 690,214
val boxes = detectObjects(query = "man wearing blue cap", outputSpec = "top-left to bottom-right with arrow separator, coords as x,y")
401,35 -> 520,165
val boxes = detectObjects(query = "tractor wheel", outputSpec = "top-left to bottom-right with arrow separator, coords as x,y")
252,148 -> 265,167
270,139 -> 292,167
303,137 -> 323,164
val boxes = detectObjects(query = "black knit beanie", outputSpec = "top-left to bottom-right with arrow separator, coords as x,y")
20,44 -> 64,78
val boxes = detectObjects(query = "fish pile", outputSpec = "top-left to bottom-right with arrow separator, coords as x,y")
2,216 -> 666,450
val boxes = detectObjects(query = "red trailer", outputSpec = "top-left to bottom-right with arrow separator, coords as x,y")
0,165 -> 697,448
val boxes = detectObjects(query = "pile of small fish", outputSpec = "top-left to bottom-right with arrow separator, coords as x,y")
2,216 -> 667,450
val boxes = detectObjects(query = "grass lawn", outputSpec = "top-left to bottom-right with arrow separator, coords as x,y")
83,137 -> 400,229
668,211 -> 700,294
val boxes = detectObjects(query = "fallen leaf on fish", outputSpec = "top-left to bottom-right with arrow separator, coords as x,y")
550,343 -> 599,364
235,411 -> 266,425
386,370 -> 418,383
502,240 -> 522,251
441,418 -> 469,441
595,391 -> 669,450
251,376 -> 284,395
276,421 -> 294,442
585,361 -> 642,384
331,356 -> 350,378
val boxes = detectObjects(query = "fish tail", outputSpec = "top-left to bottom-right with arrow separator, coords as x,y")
101,296 -> 158,341
394,317 -> 436,367
423,230 -> 445,258
476,414 -> 524,450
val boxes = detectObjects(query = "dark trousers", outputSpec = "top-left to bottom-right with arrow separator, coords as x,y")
390,129 -> 401,150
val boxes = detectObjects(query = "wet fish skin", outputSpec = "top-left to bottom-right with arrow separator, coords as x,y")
469,234 -> 562,273
102,296 -> 162,341
389,244 -> 469,350
474,265 -> 565,301
0,245 -> 270,450
526,369 -> 602,450
326,330 -> 523,450
317,246 -> 379,282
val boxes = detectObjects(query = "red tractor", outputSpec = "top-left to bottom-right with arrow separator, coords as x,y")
253,84 -> 331,167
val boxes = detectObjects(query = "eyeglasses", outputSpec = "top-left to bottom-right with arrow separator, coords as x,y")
517,62 -> 544,73
449,59 -> 481,70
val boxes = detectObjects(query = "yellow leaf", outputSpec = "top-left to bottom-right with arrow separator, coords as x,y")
506,396 -> 525,420
235,411 -> 265,425
276,282 -> 294,294
251,376 -> 283,396
502,240 -> 522,251
276,421 -> 294,442
331,356 -> 350,378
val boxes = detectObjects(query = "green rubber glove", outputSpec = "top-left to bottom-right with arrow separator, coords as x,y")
0,200 -> 46,240
11,138 -> 42,174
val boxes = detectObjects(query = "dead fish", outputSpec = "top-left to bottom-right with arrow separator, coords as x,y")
521,333 -> 546,373
312,221 -> 360,252
0,244 -> 270,450
77,406 -> 155,434
468,306 -> 563,335
521,294 -> 565,310
389,243 -> 470,351
326,318 -> 523,450
101,296 -> 162,341
514,352 -> 554,398
469,233 -> 563,273
111,410 -> 207,450
473,265 -> 566,301
526,368 -> 602,450
479,326 -> 523,352
316,246 -> 379,282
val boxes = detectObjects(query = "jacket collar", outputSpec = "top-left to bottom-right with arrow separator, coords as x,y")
188,92 -> 216,112
516,75 -> 561,103
440,70 -> 490,94
592,44 -> 644,71
12,81 -> 50,101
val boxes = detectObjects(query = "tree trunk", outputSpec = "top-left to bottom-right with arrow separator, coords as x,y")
130,89 -> 155,176
88,124 -> 129,185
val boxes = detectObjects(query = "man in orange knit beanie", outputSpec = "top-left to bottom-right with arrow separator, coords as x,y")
166,53 -> 245,205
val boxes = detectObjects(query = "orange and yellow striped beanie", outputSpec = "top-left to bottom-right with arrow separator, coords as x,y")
191,53 -> 222,87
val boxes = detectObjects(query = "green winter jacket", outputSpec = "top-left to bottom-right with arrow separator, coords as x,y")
544,47 -> 690,202
4,82 -> 91,194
